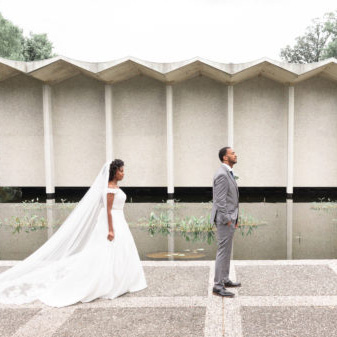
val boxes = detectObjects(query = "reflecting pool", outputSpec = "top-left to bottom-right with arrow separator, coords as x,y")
0,200 -> 336,260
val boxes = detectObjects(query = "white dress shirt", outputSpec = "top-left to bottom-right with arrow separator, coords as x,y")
222,163 -> 234,176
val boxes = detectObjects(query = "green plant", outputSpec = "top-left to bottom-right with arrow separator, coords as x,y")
237,210 -> 267,237
138,205 -> 266,244
0,199 -> 77,234
311,198 -> 337,212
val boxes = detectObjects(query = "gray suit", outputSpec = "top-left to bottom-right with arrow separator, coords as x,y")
211,164 -> 239,289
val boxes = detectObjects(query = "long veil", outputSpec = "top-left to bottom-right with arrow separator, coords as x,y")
0,161 -> 111,304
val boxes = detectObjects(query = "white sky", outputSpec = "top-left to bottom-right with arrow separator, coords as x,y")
0,0 -> 336,63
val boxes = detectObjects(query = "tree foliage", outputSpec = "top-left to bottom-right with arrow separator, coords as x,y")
22,33 -> 54,61
0,13 -> 24,60
280,11 -> 337,63
0,12 -> 55,61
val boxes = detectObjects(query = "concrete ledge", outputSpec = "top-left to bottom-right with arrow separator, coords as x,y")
1,56 -> 337,85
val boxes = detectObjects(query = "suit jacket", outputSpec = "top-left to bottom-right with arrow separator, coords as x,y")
211,165 -> 239,225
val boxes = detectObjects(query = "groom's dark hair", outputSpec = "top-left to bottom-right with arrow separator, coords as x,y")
219,147 -> 231,162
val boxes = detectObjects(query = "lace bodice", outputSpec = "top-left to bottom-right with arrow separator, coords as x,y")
105,188 -> 126,210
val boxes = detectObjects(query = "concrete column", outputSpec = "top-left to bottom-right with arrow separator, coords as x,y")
287,86 -> 295,198
105,84 -> 114,162
42,84 -> 55,199
166,85 -> 174,198
228,85 -> 235,261
227,85 -> 234,147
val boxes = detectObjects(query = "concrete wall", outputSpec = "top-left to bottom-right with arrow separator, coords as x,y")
234,76 -> 288,186
173,76 -> 227,186
52,75 -> 105,186
113,76 -> 166,186
294,77 -> 337,187
1,72 -> 336,189
0,74 -> 44,186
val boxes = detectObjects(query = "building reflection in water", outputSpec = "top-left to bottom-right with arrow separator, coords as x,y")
47,199 -> 55,239
287,199 -> 293,260
0,199 -> 337,260
167,199 -> 175,261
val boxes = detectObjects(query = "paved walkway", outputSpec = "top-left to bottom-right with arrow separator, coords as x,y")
1,260 -> 337,337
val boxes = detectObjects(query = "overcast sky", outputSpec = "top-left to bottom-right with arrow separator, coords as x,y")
0,0 -> 336,63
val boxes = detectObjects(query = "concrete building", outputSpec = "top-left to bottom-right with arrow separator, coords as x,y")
0,56 -> 336,199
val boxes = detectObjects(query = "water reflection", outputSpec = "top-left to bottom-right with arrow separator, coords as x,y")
0,200 -> 336,260
287,200 -> 293,260
167,199 -> 174,261
47,199 -> 55,239
232,203 -> 286,260
293,201 -> 337,259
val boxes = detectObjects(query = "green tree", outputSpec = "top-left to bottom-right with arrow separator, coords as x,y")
323,39 -> 337,58
322,13 -> 337,59
0,12 -> 24,60
23,33 -> 54,61
280,12 -> 337,63
0,12 -> 55,61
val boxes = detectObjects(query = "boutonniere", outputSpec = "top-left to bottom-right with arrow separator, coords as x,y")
234,175 -> 239,180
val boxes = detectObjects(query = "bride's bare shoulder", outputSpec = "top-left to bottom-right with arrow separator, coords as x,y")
107,184 -> 119,194
107,184 -> 119,189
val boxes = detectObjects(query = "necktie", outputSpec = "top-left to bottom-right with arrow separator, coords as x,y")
230,171 -> 234,179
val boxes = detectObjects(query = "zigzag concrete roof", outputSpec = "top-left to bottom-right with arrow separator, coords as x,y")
1,56 -> 337,85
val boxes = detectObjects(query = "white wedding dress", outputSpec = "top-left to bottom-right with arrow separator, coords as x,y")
0,163 -> 147,307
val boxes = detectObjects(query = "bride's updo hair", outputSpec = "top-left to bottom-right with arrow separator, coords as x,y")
109,159 -> 124,181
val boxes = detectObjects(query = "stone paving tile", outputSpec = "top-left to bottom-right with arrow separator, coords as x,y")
125,266 -> 209,297
241,306 -> 337,337
52,307 -> 206,337
2,261 -> 337,337
0,308 -> 41,337
239,296 -> 337,308
236,265 -> 337,296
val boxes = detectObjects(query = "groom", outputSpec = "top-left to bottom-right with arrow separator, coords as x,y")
211,147 -> 241,297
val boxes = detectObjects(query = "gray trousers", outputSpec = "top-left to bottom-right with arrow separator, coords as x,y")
214,222 -> 236,290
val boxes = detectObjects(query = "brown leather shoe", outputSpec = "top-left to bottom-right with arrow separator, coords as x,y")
224,280 -> 241,287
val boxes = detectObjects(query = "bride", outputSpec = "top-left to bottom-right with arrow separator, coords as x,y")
0,159 -> 147,307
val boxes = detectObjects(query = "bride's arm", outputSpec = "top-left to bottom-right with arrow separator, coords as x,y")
107,193 -> 115,241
